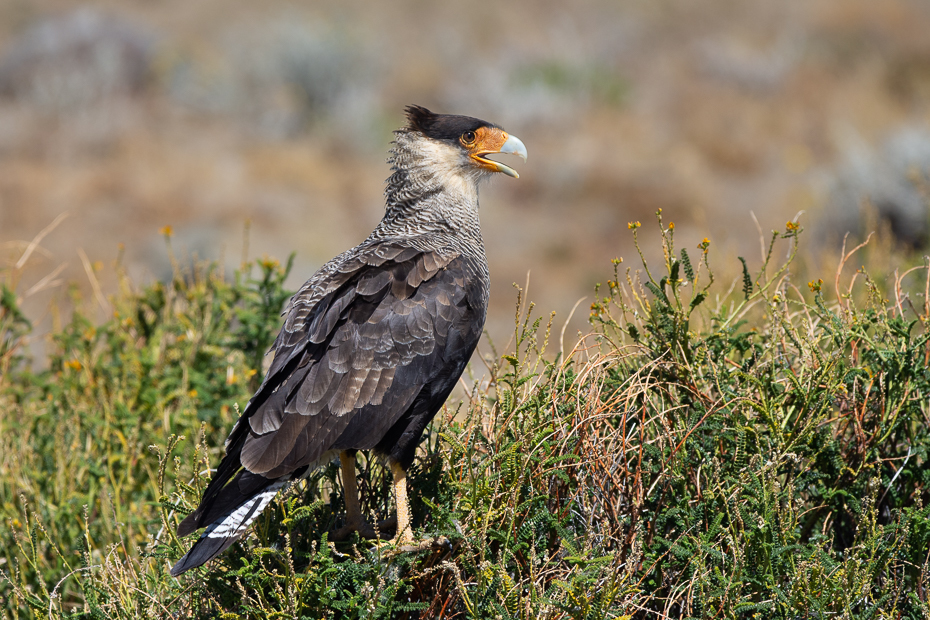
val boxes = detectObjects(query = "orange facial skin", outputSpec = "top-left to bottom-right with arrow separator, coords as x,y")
462,127 -> 526,178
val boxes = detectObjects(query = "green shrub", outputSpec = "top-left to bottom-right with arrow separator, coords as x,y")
2,217 -> 929,619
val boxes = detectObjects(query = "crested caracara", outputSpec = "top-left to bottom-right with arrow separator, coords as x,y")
170,105 -> 526,575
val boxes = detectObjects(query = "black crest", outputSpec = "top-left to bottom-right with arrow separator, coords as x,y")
404,105 -> 498,142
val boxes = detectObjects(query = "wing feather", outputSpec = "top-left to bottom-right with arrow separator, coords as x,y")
238,243 -> 477,475
354,367 -> 382,408
357,270 -> 392,295
304,357 -> 336,405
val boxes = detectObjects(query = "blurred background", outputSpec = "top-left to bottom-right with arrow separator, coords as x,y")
2,0 -> 930,355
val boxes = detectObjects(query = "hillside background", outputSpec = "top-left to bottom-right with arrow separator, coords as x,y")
2,0 -> 930,355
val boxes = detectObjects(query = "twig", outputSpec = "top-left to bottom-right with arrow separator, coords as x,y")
23,262 -> 68,298
560,296 -> 587,362
49,565 -> 101,620
16,212 -> 69,270
834,232 -> 874,316
750,211 -> 765,264
78,248 -> 111,316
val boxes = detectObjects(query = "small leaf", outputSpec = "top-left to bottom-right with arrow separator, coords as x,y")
738,256 -> 752,299
690,292 -> 706,310
681,248 -> 695,281
645,281 -> 668,303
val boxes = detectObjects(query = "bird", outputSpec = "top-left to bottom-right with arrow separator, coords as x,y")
170,105 -> 527,576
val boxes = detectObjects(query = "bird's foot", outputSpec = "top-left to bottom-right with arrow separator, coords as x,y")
332,515 -> 400,541
376,515 -> 397,531
330,517 -> 378,541
380,535 -> 451,557
367,518 -> 449,556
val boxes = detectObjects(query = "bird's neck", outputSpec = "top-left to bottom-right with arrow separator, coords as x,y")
374,132 -> 484,247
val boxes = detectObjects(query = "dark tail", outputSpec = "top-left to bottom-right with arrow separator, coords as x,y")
170,478 -> 287,576
171,372 -> 304,576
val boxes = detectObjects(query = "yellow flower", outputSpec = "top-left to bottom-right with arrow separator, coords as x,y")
160,225 -> 173,238
808,279 -> 823,293
65,359 -> 82,371
627,221 -> 641,230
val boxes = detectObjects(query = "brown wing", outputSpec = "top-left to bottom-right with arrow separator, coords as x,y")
238,243 -> 472,476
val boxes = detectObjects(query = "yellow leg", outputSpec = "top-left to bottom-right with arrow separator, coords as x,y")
341,452 -> 364,528
391,461 -> 414,544
333,451 -> 376,540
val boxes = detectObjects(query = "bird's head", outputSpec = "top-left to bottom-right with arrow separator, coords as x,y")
401,105 -> 527,180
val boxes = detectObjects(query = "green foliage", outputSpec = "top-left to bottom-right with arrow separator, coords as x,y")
0,254 -> 293,617
587,213 -> 930,617
0,282 -> 31,374
2,216 -> 930,618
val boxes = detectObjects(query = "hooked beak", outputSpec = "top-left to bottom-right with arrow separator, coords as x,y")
471,130 -> 528,179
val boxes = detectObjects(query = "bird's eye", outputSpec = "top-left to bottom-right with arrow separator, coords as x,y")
461,131 -> 477,145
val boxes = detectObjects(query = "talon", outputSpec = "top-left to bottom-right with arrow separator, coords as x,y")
331,519 -> 378,541
377,515 -> 397,532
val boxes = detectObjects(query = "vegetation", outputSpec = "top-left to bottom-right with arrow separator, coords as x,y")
2,215 -> 930,618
